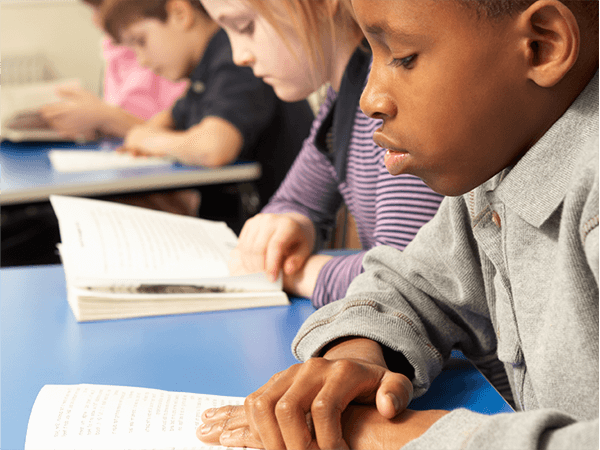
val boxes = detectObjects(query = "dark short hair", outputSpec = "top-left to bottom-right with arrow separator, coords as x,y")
101,0 -> 208,43
455,0 -> 598,26
81,0 -> 103,7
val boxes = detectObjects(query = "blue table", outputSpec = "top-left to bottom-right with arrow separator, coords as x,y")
1,265 -> 512,449
0,140 -> 261,205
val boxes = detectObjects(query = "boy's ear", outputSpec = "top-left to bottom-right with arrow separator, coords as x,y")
166,0 -> 195,30
517,0 -> 580,88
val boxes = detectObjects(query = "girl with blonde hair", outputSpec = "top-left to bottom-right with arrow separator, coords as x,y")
200,0 -> 443,307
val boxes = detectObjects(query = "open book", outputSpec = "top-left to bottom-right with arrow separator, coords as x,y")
1,78 -> 82,142
25,384 -> 244,450
50,195 -> 289,322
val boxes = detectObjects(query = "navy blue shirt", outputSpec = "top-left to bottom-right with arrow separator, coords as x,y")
171,30 -> 313,206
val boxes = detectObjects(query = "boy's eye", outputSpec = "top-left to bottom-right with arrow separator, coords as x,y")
128,35 -> 146,48
389,54 -> 417,69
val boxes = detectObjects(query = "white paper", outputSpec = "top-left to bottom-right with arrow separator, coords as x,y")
1,78 -> 82,142
50,195 -> 238,284
25,384 -> 244,450
49,149 -> 174,172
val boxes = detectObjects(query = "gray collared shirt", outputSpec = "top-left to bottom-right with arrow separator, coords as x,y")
293,73 -> 599,450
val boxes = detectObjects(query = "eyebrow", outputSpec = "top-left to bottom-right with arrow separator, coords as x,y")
364,22 -> 427,45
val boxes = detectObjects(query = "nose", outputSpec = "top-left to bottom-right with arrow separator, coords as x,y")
230,40 -> 254,68
360,64 -> 397,121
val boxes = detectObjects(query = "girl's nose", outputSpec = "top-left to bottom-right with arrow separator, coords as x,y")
232,47 -> 255,68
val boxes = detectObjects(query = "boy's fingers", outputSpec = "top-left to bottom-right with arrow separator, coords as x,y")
375,373 -> 413,419
276,377 -> 343,450
219,426 -> 263,449
245,366 -> 311,449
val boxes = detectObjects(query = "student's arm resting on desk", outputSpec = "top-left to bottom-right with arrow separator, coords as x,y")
290,193 -> 599,449
197,337 -> 426,450
119,114 -> 244,167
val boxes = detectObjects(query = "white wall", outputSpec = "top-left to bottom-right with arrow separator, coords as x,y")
1,0 -> 105,94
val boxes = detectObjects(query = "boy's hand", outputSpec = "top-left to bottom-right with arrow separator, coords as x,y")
198,405 -> 447,450
228,212 -> 316,283
118,126 -> 169,157
197,338 -> 414,449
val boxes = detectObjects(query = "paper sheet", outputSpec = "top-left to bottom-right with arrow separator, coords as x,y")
25,384 -> 244,450
49,149 -> 175,172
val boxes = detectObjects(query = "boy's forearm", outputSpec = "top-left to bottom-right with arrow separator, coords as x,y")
175,117 -> 244,167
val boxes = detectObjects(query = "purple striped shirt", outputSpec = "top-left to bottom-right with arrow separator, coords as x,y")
263,55 -> 443,308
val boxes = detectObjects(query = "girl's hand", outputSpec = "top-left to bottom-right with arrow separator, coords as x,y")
228,212 -> 316,282
197,338 -> 414,450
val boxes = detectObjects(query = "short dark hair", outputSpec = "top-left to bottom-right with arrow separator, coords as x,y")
101,0 -> 208,43
455,0 -> 598,25
81,0 -> 103,7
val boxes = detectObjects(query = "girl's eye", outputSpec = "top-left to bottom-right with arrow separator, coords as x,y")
135,36 -> 146,48
237,21 -> 255,35
389,54 -> 417,69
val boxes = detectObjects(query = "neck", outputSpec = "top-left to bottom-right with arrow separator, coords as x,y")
186,18 -> 220,76
327,27 -> 364,92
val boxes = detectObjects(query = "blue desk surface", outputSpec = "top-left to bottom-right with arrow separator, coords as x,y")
1,265 -> 512,449
0,140 -> 260,205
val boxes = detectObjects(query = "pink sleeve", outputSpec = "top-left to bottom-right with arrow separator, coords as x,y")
102,38 -> 188,120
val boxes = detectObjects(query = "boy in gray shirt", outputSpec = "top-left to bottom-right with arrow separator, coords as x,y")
197,1 -> 598,449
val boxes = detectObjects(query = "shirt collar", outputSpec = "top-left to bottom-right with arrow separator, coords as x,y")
488,71 -> 599,228
188,29 -> 228,83
315,42 -> 372,182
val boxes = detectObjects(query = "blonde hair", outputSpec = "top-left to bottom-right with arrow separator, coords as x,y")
241,0 -> 363,85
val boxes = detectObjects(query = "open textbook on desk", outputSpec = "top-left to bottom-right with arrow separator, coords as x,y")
25,384 -> 244,450
50,195 -> 289,322
1,78 -> 82,142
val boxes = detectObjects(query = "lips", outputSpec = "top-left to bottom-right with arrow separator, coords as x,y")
373,133 -> 410,176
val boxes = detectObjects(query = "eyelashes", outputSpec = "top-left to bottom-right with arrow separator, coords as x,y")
389,54 -> 417,69
237,21 -> 255,35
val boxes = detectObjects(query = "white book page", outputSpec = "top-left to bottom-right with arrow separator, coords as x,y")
49,150 -> 175,172
50,196 -> 237,284
25,384 -> 244,450
2,78 -> 81,127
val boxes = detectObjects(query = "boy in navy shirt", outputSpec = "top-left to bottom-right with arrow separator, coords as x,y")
101,0 -> 313,230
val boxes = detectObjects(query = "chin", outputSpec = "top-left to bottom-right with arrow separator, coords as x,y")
271,84 -> 311,103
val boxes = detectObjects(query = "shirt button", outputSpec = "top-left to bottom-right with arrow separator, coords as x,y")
492,211 -> 502,228
192,81 -> 205,93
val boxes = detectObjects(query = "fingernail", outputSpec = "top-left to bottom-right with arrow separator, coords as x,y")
204,408 -> 215,418
221,431 -> 231,440
199,423 -> 213,434
387,392 -> 401,411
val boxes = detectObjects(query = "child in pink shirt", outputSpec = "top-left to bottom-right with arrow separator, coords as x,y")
102,37 -> 187,120
41,0 -> 187,140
